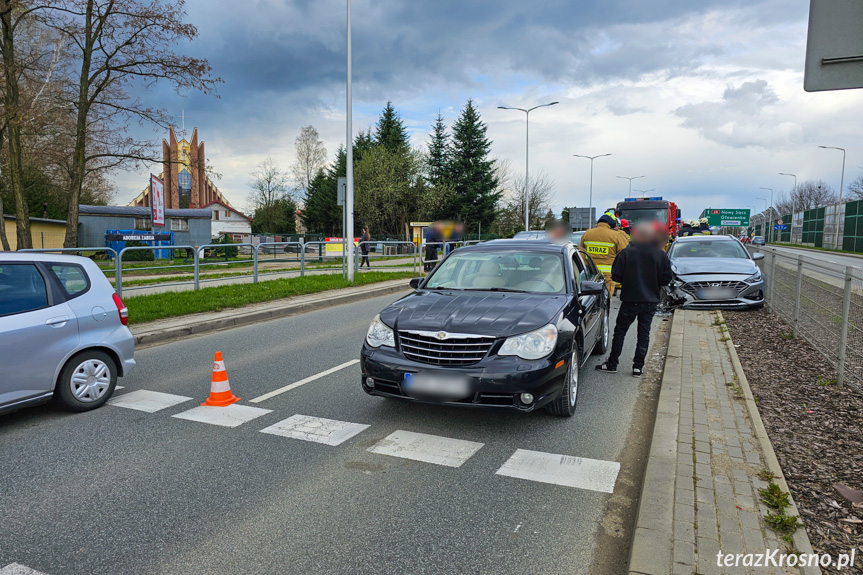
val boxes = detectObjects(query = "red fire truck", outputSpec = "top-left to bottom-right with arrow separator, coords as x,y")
615,197 -> 682,239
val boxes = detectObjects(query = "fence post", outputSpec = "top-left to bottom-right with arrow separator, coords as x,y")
193,248 -> 200,291
836,266 -> 853,386
115,250 -> 124,299
768,251 -> 776,305
792,256 -> 803,337
253,245 -> 259,284
300,240 -> 305,277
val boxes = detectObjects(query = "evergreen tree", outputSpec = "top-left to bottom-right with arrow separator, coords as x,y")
449,99 -> 500,228
374,101 -> 410,154
427,112 -> 450,187
353,128 -> 376,164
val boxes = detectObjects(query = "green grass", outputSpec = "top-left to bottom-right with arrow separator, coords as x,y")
125,271 -> 415,325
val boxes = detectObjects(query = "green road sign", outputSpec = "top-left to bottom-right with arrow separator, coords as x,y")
700,208 -> 750,227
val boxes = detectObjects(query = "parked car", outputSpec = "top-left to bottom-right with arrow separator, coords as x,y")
571,230 -> 585,244
360,239 -> 610,417
0,253 -> 136,415
751,236 -> 765,246
512,230 -> 546,240
666,236 -> 765,309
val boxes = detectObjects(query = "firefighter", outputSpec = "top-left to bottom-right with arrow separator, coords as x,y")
698,218 -> 712,235
619,219 -> 631,241
679,220 -> 694,237
580,213 -> 629,297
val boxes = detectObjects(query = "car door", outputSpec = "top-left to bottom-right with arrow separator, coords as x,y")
0,262 -> 80,406
573,251 -> 602,346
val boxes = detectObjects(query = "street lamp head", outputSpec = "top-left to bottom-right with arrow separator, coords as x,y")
548,101 -> 560,106
759,187 -> 773,191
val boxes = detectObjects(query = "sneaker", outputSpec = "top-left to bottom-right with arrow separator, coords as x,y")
632,367 -> 643,377
595,362 -> 617,373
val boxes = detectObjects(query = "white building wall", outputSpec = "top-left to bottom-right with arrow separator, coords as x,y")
207,205 -> 252,238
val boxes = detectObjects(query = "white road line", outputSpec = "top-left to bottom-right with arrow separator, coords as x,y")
0,564 -> 49,575
495,449 -> 620,493
249,359 -> 360,403
367,430 -> 484,468
172,404 -> 272,428
108,390 -> 192,413
260,414 -> 370,446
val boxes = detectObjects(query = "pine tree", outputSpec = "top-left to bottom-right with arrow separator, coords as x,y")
449,99 -> 499,228
427,113 -> 450,187
374,101 -> 410,154
353,128 -> 376,164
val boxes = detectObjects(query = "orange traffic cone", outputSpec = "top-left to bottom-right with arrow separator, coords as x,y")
202,351 -> 240,406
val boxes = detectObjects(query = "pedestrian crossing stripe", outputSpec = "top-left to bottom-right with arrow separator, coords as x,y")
108,389 -> 192,413
495,449 -> 620,493
172,404 -> 272,428
368,430 -> 484,468
260,414 -> 369,446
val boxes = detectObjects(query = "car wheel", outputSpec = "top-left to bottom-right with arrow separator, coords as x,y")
547,348 -> 579,417
593,306 -> 610,354
55,350 -> 117,412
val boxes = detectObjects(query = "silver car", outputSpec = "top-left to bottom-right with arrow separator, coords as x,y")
667,235 -> 766,309
0,253 -> 135,414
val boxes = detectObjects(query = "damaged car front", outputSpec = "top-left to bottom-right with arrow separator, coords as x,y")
664,236 -> 765,310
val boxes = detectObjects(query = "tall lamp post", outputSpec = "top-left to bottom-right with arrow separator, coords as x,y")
345,0 -> 354,281
760,187 -> 774,243
756,196 -> 769,242
633,189 -> 655,195
778,172 -> 797,211
498,102 -> 559,231
573,153 -> 611,226
617,175 -> 645,199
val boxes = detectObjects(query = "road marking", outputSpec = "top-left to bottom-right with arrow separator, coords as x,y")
260,414 -> 369,446
0,564 -> 49,575
367,430 -> 484,468
108,390 -> 192,413
172,404 -> 272,428
249,359 -> 360,403
495,449 -> 620,493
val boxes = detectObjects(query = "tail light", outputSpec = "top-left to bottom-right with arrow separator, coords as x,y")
112,292 -> 128,326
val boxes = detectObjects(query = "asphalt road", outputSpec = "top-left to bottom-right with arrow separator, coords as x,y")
0,292 -> 661,575
764,244 -> 863,270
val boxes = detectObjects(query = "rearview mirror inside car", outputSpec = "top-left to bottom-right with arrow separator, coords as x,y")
752,253 -> 764,261
409,277 -> 424,289
579,280 -> 605,295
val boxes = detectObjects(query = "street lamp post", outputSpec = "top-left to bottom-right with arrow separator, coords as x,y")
617,175 -> 645,199
573,153 -> 611,226
760,188 -> 774,243
633,189 -> 655,195
819,145 -> 846,249
778,172 -> 797,212
499,102 -> 559,231
756,196 -> 769,242
345,0 -> 354,282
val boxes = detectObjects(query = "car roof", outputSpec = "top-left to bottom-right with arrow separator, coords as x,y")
468,239 -> 570,253
674,235 -> 736,243
0,252 -> 95,264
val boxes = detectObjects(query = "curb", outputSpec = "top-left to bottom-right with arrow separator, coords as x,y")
718,311 -> 822,575
132,281 -> 411,349
627,309 -> 683,575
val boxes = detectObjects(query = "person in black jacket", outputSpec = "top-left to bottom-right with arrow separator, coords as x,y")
596,221 -> 673,377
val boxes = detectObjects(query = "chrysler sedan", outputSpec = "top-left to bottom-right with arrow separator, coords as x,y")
360,240 -> 610,417
667,235 -> 765,309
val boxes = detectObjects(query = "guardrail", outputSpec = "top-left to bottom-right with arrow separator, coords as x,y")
748,245 -> 863,389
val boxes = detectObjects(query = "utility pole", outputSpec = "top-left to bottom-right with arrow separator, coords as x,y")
345,0 -> 354,282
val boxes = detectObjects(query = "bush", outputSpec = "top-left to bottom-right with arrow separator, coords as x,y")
123,241 -> 155,261
209,235 -> 239,258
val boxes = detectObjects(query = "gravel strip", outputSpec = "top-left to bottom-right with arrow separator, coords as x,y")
725,308 -> 862,573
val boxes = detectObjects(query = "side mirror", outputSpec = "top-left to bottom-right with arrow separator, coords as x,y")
579,280 -> 605,296
409,277 -> 424,289
752,253 -> 764,261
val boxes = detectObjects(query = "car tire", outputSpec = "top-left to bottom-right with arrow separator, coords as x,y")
547,347 -> 579,417
55,350 -> 117,412
593,306 -> 610,355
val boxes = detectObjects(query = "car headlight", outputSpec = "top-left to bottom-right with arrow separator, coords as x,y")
366,314 -> 395,348
499,324 -> 558,360
745,270 -> 762,283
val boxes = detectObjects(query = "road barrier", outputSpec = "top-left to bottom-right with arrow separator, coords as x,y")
749,245 -> 863,389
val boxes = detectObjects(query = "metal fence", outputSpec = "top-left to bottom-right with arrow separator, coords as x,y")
749,245 -> 863,389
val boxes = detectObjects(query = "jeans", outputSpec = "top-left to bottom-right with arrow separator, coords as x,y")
607,302 -> 655,369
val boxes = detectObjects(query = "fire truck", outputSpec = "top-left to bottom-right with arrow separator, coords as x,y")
615,197 -> 682,239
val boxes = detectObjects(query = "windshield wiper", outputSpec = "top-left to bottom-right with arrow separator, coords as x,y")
461,287 -> 530,293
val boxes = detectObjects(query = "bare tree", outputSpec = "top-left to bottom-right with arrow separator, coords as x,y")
39,0 -> 219,247
248,157 -> 288,234
291,125 -> 326,197
495,159 -> 557,231
789,179 -> 838,212
847,172 -> 863,201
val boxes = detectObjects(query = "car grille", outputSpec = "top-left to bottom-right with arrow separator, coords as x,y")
398,331 -> 496,366
680,280 -> 748,297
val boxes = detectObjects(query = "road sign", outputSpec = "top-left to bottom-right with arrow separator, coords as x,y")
702,208 -> 750,227
568,207 -> 596,230
775,224 -> 789,231
804,0 -> 863,92
150,174 -> 165,227
337,177 -> 347,205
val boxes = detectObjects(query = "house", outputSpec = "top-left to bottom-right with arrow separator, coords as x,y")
203,200 -> 252,240
77,205 -> 213,247
2,215 -> 67,251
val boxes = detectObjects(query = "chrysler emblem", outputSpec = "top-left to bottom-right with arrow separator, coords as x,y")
435,331 -> 448,340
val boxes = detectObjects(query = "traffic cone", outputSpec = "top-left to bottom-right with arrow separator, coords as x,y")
202,351 -> 240,406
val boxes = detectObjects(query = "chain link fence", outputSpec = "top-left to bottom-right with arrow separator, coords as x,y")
748,245 -> 863,390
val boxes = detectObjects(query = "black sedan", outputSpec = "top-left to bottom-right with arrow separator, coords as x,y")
360,240 -> 610,417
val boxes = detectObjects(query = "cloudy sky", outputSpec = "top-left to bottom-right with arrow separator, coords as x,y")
114,0 -> 863,222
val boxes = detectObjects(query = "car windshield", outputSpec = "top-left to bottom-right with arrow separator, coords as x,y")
425,250 -> 565,293
617,208 -> 668,225
669,240 -> 749,259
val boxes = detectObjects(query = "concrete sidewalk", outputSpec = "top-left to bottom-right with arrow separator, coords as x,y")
628,309 -> 820,575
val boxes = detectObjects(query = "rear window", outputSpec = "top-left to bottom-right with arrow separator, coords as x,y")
49,264 -> 90,298
0,264 -> 49,316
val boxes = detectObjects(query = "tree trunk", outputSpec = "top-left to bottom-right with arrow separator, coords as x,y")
63,0 -> 94,248
0,2 -> 31,250
0,129 -> 10,250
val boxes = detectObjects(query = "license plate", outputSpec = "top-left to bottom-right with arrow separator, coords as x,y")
403,372 -> 471,399
697,287 -> 736,300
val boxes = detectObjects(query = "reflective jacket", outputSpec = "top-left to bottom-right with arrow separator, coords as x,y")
579,222 -> 630,274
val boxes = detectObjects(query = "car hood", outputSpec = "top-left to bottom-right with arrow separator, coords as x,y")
671,258 -> 757,276
380,290 -> 567,337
